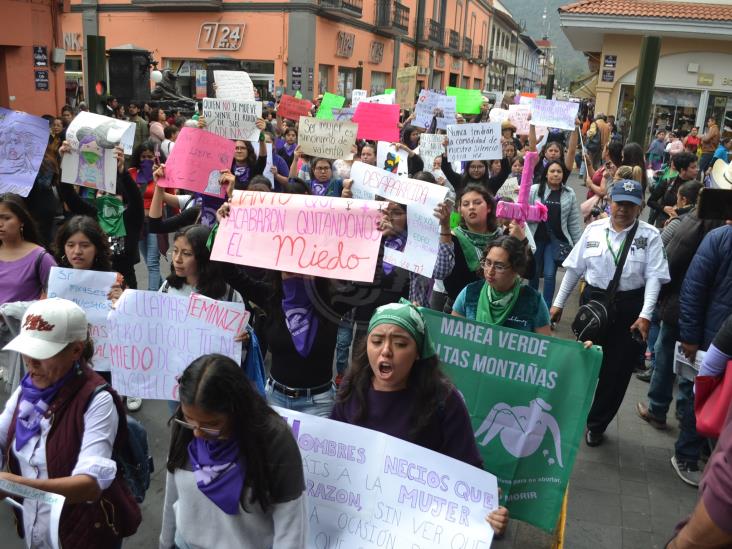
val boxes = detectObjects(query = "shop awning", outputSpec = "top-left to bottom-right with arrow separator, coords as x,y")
570,72 -> 597,99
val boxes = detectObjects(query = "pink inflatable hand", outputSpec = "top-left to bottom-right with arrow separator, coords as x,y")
495,150 -> 548,224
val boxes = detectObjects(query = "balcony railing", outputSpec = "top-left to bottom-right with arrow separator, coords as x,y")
131,0 -> 222,9
462,36 -> 472,56
375,0 -> 409,31
320,0 -> 363,17
448,30 -> 460,51
424,19 -> 444,46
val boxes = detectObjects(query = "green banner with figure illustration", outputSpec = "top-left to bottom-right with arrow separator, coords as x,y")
420,308 -> 603,532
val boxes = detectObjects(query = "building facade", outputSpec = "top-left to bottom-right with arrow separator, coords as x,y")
486,0 -> 518,92
60,0 -> 496,105
1,0 -> 66,115
513,34 -> 541,93
560,0 -> 732,142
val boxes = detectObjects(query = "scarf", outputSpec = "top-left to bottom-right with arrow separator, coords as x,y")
15,367 -> 77,451
383,231 -> 408,275
187,436 -> 245,515
282,277 -> 319,357
196,194 -> 226,228
95,194 -> 127,237
368,299 -> 436,359
233,164 -> 250,188
476,277 -> 522,326
310,179 -> 327,196
453,226 -> 500,272
136,159 -> 154,185
283,142 -> 297,157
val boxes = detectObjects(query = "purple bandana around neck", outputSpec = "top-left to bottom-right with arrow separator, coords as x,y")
136,159 -> 154,185
284,142 -> 297,157
234,165 -> 250,187
383,231 -> 408,275
310,179 -> 327,196
282,277 -> 319,357
15,367 -> 77,451
187,436 -> 245,515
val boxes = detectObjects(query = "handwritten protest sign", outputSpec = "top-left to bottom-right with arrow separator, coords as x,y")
396,66 -> 418,108
47,267 -> 118,371
298,116 -> 357,160
108,290 -> 243,399
0,107 -> 50,196
414,91 -> 458,130
376,142 -> 408,177
316,92 -> 346,120
276,408 -> 498,549
332,108 -> 356,122
60,112 -> 135,193
278,94 -> 313,121
351,161 -> 448,277
488,108 -> 510,124
158,127 -> 235,197
447,87 -> 484,115
420,309 -> 602,532
362,92 -> 395,105
352,103 -> 400,142
447,123 -> 501,162
529,98 -> 579,131
213,70 -> 255,101
351,89 -> 367,108
418,134 -> 445,176
211,191 -> 383,282
0,479 -> 65,549
250,141 -> 274,187
202,98 -> 262,141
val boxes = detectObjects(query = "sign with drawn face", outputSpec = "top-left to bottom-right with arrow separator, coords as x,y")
60,112 -> 135,193
0,107 -> 49,196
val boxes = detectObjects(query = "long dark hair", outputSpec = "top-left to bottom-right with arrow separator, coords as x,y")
166,225 -> 228,298
537,159 -> 571,202
167,354 -> 283,512
53,215 -> 113,271
461,160 -> 490,187
338,337 -> 453,440
458,183 -> 498,232
401,125 -> 420,148
0,193 -> 42,246
233,140 -> 257,169
130,139 -> 156,169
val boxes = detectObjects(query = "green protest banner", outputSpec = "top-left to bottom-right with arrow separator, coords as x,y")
315,92 -> 346,120
420,308 -> 602,532
446,86 -> 484,114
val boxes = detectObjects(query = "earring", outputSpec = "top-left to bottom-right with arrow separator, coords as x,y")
19,225 -> 24,239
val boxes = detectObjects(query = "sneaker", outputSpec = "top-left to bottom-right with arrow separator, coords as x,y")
126,397 -> 143,412
636,402 -> 667,430
636,370 -> 653,382
585,430 -> 604,447
670,456 -> 701,487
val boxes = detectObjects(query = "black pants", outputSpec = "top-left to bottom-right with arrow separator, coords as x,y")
583,285 -> 644,434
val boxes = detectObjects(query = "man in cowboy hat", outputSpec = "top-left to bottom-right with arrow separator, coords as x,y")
501,119 -> 522,152
709,157 -> 732,190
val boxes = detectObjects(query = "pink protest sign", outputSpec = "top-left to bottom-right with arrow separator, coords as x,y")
211,191 -> 384,282
495,151 -> 547,224
352,103 -> 400,142
158,127 -> 235,197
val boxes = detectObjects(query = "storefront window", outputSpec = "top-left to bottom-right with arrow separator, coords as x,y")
319,65 -> 331,95
431,71 -> 443,90
370,71 -> 388,95
616,85 -> 701,143
337,68 -> 357,98
65,56 -> 83,107
706,93 -> 732,136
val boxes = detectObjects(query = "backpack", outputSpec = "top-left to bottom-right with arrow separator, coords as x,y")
91,385 -> 154,503
586,127 -> 601,153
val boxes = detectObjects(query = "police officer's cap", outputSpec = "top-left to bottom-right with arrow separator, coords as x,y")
611,179 -> 643,205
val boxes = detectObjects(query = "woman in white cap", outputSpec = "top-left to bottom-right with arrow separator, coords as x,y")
0,297 -> 140,548
549,179 -> 670,447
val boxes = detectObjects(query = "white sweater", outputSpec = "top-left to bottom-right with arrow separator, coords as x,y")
159,469 -> 307,549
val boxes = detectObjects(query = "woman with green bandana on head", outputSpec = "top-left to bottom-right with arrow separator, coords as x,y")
451,235 -> 551,335
331,300 -> 510,538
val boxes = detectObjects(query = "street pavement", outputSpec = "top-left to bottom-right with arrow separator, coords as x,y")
0,174 -> 699,548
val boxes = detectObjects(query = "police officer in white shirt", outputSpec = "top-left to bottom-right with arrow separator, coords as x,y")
549,179 -> 670,447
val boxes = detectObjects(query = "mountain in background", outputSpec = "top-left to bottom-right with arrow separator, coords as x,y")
501,0 -> 588,87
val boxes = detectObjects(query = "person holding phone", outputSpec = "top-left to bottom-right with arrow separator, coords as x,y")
549,180 -> 670,447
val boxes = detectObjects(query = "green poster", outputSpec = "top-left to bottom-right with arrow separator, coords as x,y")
384,88 -> 395,95
295,90 -> 303,99
315,92 -> 346,120
446,86 -> 484,114
420,308 -> 602,532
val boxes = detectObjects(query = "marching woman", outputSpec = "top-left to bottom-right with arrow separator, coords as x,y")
289,149 -> 344,197
0,193 -> 57,305
452,236 -> 550,335
161,354 -> 306,549
331,301 -> 509,537
0,298 -> 141,548
549,180 -> 670,447
529,124 -> 578,185
394,125 -> 425,176
526,156 -> 584,309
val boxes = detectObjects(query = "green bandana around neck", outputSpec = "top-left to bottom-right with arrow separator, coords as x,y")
95,194 -> 127,237
367,299 -> 435,359
476,277 -> 521,326
453,226 -> 501,272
